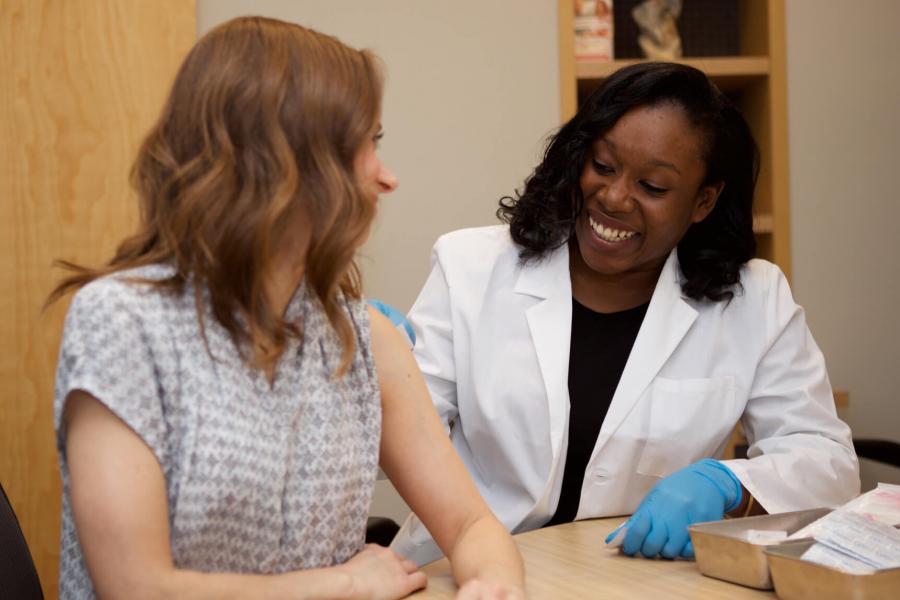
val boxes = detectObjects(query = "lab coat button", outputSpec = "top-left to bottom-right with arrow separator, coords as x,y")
592,468 -> 609,480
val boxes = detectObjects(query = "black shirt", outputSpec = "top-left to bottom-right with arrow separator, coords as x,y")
545,297 -> 649,526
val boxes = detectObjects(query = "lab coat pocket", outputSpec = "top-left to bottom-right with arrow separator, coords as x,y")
636,376 -> 736,478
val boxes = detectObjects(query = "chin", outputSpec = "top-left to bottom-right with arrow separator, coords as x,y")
575,246 -> 630,277
573,231 -> 634,276
584,258 -> 633,277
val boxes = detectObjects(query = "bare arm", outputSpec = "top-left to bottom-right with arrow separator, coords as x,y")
368,307 -> 525,597
63,390 -> 424,600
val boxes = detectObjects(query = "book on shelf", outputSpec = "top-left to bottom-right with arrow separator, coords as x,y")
575,0 -> 614,62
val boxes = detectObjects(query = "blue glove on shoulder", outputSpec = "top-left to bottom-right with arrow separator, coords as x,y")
367,299 -> 416,345
607,458 -> 742,560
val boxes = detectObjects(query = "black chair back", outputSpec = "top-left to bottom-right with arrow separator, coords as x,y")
853,439 -> 900,468
0,481 -> 44,600
365,516 -> 400,547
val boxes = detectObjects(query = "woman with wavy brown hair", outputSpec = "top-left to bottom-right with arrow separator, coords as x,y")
48,16 -> 524,600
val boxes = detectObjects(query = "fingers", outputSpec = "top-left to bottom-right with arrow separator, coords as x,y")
455,580 -> 488,600
639,519 -> 667,558
383,547 -> 426,584
377,545 -> 420,574
456,579 -> 524,600
387,548 -> 426,595
626,516 -> 693,559
403,569 -> 428,595
660,522 -> 690,559
347,544 -> 427,598
621,509 -> 695,559
401,558 -> 419,574
621,510 -> 651,556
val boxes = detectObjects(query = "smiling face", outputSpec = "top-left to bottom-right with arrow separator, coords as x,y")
572,103 -> 722,294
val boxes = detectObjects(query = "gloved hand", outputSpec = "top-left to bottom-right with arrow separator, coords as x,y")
606,458 -> 742,559
367,299 -> 416,345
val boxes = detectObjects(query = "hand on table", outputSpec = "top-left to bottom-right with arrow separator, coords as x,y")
607,459 -> 742,559
341,544 -> 426,600
455,579 -> 525,600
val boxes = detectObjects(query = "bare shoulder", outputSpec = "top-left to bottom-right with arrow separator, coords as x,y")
365,305 -> 410,366
366,304 -> 394,343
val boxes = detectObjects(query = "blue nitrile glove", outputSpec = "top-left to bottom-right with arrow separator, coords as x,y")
606,458 -> 742,560
367,299 -> 416,345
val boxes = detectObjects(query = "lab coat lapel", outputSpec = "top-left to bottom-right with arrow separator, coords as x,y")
515,243 -> 572,466
593,250 -> 698,457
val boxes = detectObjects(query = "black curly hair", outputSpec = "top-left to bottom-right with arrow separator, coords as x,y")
497,62 -> 759,302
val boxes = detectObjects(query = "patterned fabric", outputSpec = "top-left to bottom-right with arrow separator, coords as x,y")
54,264 -> 381,599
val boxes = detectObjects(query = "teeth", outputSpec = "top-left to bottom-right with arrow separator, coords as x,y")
589,216 -> 637,243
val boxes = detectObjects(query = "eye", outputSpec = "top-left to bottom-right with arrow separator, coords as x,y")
640,181 -> 668,195
592,159 -> 613,175
373,129 -> 384,148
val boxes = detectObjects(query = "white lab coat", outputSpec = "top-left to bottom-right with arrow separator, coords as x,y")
391,225 -> 859,565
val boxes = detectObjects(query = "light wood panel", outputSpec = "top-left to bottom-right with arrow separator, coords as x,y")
764,0 -> 791,281
411,518 -> 775,599
0,1 -> 195,595
576,56 -> 770,79
739,0 -> 770,56
557,0 -> 577,121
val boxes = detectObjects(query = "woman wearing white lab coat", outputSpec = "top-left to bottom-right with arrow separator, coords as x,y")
391,63 -> 859,565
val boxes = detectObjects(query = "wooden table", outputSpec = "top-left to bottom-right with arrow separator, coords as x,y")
408,518 -> 776,599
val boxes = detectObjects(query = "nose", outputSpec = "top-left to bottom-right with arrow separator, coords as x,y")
378,165 -> 398,194
600,175 -> 634,213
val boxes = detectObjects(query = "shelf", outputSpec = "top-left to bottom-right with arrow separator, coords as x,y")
575,56 -> 770,80
833,389 -> 849,409
752,213 -> 774,234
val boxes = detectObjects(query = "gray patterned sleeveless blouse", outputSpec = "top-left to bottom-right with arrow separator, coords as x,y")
53,264 -> 381,599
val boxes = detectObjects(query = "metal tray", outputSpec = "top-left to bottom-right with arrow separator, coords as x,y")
765,540 -> 900,600
688,508 -> 831,590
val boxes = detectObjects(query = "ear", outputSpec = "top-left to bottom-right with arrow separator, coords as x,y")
691,182 -> 724,224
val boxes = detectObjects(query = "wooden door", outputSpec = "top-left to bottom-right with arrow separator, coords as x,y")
0,1 -> 195,595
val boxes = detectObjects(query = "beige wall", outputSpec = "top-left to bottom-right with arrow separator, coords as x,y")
197,0 -> 561,524
786,0 -> 900,488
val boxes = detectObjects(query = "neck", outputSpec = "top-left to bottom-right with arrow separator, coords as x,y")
266,256 -> 305,317
568,245 -> 666,314
267,217 -> 311,316
253,255 -> 305,387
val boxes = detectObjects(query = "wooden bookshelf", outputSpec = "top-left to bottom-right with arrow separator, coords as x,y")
576,56 -> 770,80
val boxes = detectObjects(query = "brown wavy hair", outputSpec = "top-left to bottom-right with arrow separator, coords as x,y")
47,16 -> 383,376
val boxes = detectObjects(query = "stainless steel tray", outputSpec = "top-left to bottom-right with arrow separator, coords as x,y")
765,540 -> 900,600
688,508 -> 831,590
